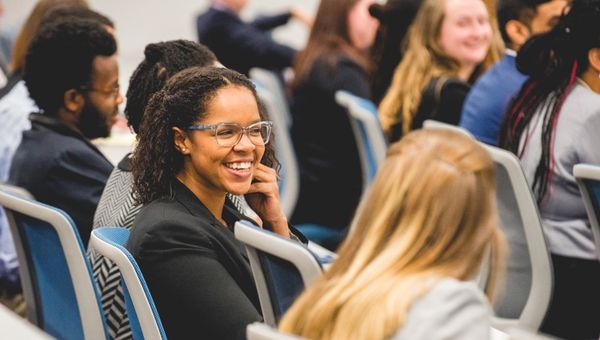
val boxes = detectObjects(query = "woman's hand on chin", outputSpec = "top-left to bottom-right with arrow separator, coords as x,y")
244,163 -> 289,237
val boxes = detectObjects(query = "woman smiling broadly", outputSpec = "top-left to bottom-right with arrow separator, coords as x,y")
127,66 -> 301,339
379,0 -> 493,142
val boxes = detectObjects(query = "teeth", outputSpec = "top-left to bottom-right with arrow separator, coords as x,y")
226,162 -> 251,170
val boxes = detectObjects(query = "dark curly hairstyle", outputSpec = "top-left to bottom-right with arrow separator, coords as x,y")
41,5 -> 115,30
125,40 -> 217,133
23,17 -> 116,116
500,0 -> 600,202
132,66 -> 279,205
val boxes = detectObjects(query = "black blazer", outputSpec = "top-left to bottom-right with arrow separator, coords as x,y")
388,76 -> 470,143
196,6 -> 296,75
127,180 -> 262,340
9,114 -> 113,245
290,54 -> 368,231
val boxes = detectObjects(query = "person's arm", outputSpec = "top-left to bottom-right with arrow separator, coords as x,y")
251,12 -> 292,31
575,107 -> 600,165
46,148 -> 112,244
226,22 -> 296,70
391,280 -> 491,340
251,8 -> 312,31
0,212 -> 19,288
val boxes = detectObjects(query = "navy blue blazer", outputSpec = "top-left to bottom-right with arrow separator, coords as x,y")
9,114 -> 113,245
196,6 -> 296,75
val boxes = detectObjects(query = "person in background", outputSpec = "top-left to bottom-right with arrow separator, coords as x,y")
127,66 -> 304,339
289,0 -> 379,250
499,0 -> 600,337
91,40 -> 218,339
280,129 -> 506,340
368,0 -> 422,105
9,17 -> 121,246
370,0 -> 505,107
196,0 -> 311,76
378,0 -> 493,143
0,2 -> 112,316
460,0 -> 568,145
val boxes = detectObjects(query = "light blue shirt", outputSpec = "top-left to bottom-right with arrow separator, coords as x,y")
0,80 -> 37,284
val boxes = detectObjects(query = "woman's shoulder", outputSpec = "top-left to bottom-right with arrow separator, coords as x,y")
131,198 -> 213,237
425,278 -> 488,303
391,278 -> 491,340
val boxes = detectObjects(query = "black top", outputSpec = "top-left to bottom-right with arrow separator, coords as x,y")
126,180 -> 261,340
196,6 -> 296,75
9,114 -> 113,245
290,54 -> 368,231
389,76 -> 470,142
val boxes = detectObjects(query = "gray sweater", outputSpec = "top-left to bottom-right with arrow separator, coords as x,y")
519,82 -> 600,259
391,279 -> 491,340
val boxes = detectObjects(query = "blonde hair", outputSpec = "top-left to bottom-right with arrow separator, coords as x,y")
378,0 -> 503,137
279,129 -> 506,340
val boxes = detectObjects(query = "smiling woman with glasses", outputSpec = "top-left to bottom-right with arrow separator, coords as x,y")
127,66 -> 304,340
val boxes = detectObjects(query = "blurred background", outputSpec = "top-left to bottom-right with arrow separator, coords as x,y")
0,0 -> 320,163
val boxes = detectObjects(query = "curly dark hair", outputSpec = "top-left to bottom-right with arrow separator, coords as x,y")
132,66 -> 279,205
125,40 -> 218,133
41,5 -> 115,30
500,0 -> 600,202
23,17 -> 116,116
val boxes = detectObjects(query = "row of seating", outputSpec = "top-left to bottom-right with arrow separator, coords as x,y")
3,149 -> 600,338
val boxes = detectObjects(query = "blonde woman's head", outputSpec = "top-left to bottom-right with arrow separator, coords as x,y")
341,129 -> 503,283
280,129 -> 505,340
378,0 -> 492,136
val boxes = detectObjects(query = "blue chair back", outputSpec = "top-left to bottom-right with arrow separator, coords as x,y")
0,184 -> 108,340
90,227 -> 166,340
335,90 -> 387,192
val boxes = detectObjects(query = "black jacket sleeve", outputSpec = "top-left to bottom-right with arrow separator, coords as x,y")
251,12 -> 292,31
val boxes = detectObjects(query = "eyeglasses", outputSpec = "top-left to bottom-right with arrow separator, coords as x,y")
80,84 -> 121,98
186,121 -> 273,147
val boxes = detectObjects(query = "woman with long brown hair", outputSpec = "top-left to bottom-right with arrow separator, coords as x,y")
290,0 -> 379,249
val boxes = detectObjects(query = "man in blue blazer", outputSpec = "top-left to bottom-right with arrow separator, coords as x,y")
196,0 -> 311,75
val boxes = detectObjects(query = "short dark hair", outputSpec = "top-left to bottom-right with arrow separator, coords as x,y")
41,5 -> 115,29
23,17 -> 117,115
498,0 -> 546,45
132,66 -> 279,204
125,40 -> 217,133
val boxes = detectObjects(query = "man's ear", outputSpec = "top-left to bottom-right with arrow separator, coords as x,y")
173,127 -> 191,155
505,20 -> 531,50
588,48 -> 600,74
63,88 -> 84,113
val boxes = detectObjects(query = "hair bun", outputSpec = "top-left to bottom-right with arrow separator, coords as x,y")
145,43 -> 164,63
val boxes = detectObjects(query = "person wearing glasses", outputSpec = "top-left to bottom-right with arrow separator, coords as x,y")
8,17 -> 121,246
127,66 -> 304,340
